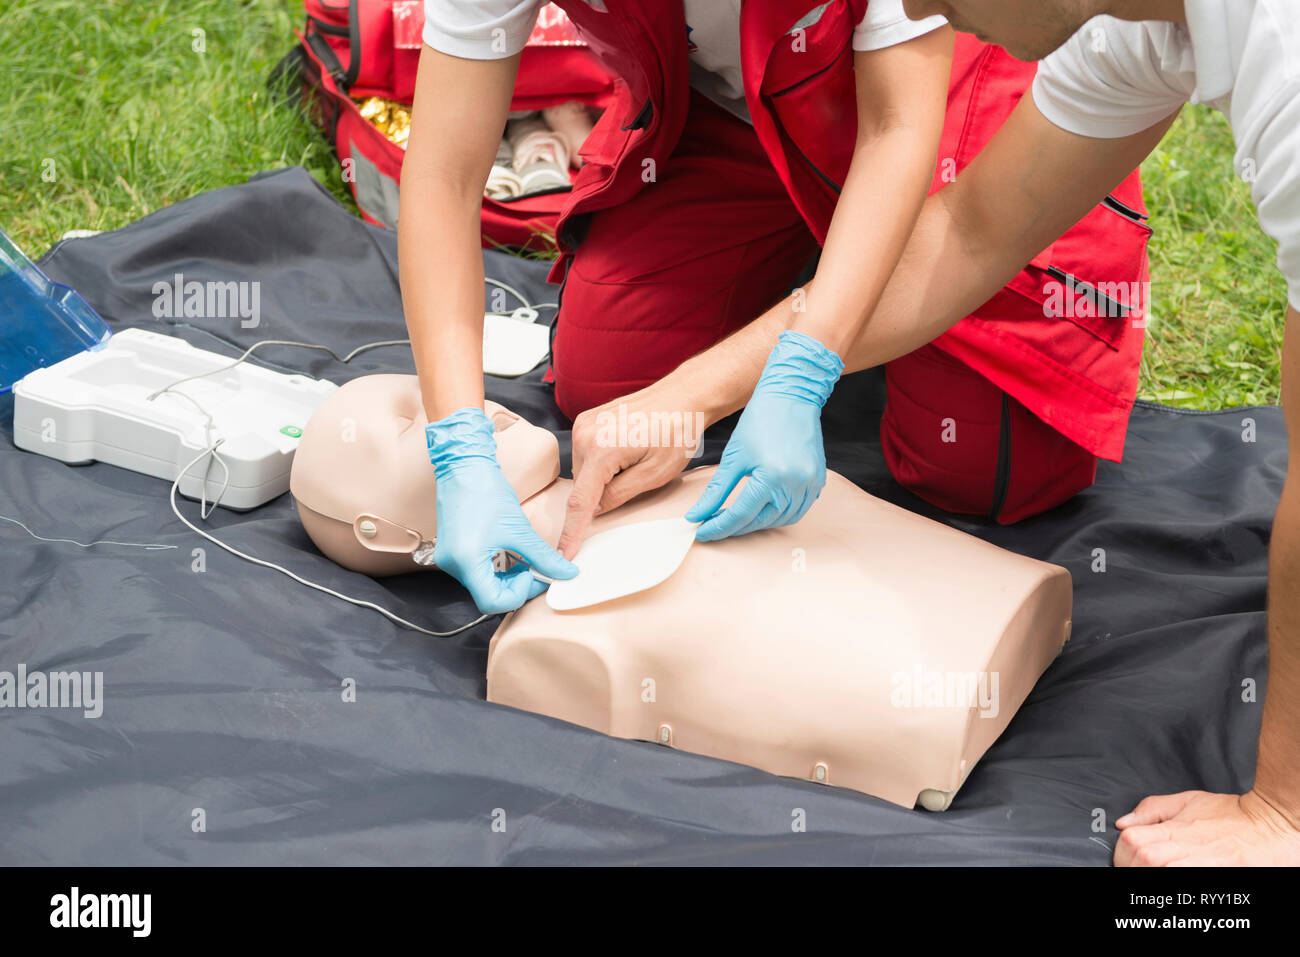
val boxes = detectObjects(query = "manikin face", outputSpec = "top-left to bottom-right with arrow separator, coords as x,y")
902,0 -> 1100,61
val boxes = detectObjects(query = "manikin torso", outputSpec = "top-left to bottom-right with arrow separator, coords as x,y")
291,375 -> 1072,810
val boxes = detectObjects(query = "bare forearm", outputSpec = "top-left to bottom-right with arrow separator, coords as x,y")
673,100 -> 1175,425
1258,479 -> 1300,824
1257,308 -> 1300,825
398,173 -> 489,421
676,180 -> 1003,423
798,125 -> 942,356
399,46 -> 519,424
800,26 -> 953,355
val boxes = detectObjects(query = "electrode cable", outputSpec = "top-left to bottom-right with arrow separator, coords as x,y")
166,441 -> 489,638
143,273 -> 551,639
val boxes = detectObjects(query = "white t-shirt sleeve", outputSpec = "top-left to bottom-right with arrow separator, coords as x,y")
1032,17 -> 1192,139
422,0 -> 545,60
1242,81 -> 1300,310
853,0 -> 947,52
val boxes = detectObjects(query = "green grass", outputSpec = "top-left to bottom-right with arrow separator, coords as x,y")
0,0 -> 351,256
1138,105 -> 1288,408
0,2 -> 1288,408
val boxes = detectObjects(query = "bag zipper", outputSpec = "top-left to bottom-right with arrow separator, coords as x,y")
489,184 -> 574,204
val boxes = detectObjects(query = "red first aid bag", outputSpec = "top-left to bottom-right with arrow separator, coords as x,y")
284,0 -> 616,250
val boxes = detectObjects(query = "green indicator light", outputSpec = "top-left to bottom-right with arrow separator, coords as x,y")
280,425 -> 303,438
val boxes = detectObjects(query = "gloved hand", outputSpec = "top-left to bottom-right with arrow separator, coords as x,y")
685,331 -> 843,542
427,407 -> 577,613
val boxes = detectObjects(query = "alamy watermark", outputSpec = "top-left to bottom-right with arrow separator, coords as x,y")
593,404 -> 706,458
50,887 -> 150,937
1042,278 -> 1149,327
0,664 -> 103,718
890,667 -> 1000,718
152,272 -> 260,328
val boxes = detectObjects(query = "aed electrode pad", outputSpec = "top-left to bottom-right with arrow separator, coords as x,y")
545,517 -> 699,611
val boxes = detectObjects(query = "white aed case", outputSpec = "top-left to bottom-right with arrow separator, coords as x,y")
12,328 -> 337,510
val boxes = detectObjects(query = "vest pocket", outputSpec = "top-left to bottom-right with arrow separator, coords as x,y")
1003,200 -> 1153,350
760,0 -> 856,189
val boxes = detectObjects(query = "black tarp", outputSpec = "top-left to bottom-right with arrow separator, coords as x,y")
0,167 -> 1277,864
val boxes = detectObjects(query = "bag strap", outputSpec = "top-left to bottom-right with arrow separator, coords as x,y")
303,0 -> 361,90
342,0 -> 362,88
303,29 -> 349,89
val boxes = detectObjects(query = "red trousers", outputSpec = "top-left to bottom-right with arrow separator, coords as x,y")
550,92 -> 1096,523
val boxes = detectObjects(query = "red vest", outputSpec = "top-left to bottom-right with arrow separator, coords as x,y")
549,0 -> 1150,461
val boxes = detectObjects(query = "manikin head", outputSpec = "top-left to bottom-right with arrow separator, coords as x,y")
901,0 -> 1185,62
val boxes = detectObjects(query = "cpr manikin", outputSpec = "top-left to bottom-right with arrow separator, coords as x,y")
291,375 -> 1072,811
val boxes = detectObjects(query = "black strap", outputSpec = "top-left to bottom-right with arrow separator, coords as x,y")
304,29 -> 348,89
344,0 -> 362,88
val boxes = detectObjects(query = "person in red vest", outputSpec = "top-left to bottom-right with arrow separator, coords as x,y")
400,3 -> 1148,607
566,0 -> 1300,865
404,0 -> 952,608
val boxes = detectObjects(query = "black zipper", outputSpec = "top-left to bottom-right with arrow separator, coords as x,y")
547,212 -> 593,389
1045,265 -> 1131,318
547,269 -> 569,387
990,394 -> 1012,521
1104,195 -> 1147,222
764,50 -> 847,193
621,98 -> 653,131
785,137 -> 841,193
489,184 -> 575,204
768,47 -> 847,98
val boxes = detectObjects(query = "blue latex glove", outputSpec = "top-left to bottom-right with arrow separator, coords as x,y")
427,407 -> 577,614
685,331 -> 843,542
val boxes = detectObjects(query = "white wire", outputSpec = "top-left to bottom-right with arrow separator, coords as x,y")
149,333 -> 522,637
485,276 -> 556,314
168,443 -> 489,639
140,275 -> 554,637
0,513 -> 176,550
147,338 -> 413,399
151,301 -> 553,400
149,279 -> 549,397
9,280 -> 548,636
148,388 -> 230,519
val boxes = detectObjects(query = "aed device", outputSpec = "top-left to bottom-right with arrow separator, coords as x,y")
12,329 -> 337,510
3,226 -> 552,509
2,228 -> 336,510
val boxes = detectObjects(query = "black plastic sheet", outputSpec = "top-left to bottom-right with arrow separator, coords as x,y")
0,168 -> 1276,864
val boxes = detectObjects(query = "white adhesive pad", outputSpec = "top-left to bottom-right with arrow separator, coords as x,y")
483,313 -> 550,377
545,517 -> 698,611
